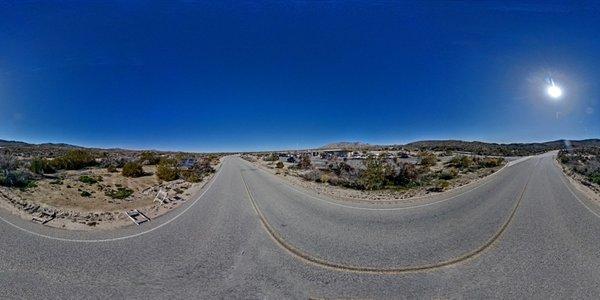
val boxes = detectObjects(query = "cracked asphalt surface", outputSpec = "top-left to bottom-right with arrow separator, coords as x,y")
1,152 -> 600,298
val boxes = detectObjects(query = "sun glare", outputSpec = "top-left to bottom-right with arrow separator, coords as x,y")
547,85 -> 562,99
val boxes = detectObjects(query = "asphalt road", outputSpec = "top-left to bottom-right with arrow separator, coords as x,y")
1,152 -> 600,298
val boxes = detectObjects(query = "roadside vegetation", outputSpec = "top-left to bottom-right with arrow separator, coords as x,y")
121,162 -> 145,178
50,150 -> 97,170
0,144 -> 222,228
180,159 -> 216,183
104,187 -> 135,199
292,152 -> 504,192
405,139 -> 600,156
2,149 -> 99,188
246,150 -> 506,194
558,148 -> 600,187
79,175 -> 102,184
0,153 -> 37,188
263,153 -> 279,162
156,158 -> 180,181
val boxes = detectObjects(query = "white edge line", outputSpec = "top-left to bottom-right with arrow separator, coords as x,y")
244,156 -> 531,211
0,160 -> 225,243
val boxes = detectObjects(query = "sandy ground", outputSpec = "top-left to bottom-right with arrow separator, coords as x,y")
0,160 -> 222,230
248,156 -> 504,204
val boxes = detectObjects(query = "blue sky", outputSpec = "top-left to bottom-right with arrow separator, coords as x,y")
0,1 -> 599,152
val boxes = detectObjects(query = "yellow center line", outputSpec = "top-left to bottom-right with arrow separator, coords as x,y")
240,158 -> 540,274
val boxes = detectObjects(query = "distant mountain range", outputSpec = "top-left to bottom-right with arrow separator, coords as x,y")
404,139 -> 600,149
0,139 -> 198,155
1,138 -> 599,154
319,142 -> 372,149
319,139 -> 600,156
0,139 -> 80,149
321,139 -> 600,149
409,139 -> 600,155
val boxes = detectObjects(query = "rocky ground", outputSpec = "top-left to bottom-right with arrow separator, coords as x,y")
0,161 -> 221,230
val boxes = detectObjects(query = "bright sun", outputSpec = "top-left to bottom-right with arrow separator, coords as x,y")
547,85 -> 562,98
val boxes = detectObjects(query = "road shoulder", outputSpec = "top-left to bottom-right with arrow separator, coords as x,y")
241,156 -> 529,208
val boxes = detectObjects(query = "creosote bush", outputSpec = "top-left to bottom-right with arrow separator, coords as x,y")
389,163 -> 418,186
439,167 -> 459,180
419,152 -> 438,167
447,155 -> 504,171
192,159 -> 214,174
156,159 -> 179,181
299,170 -> 322,182
29,158 -> 56,174
50,150 -> 96,170
296,150 -> 504,191
0,169 -> 35,188
0,154 -> 36,188
263,153 -> 279,162
122,162 -> 145,178
359,156 -> 394,190
448,155 -> 474,169
179,158 -> 215,183
105,187 -> 134,199
591,172 -> 600,185
139,152 -> 161,165
0,154 -> 19,171
430,179 -> 450,192
79,175 -> 101,184
558,148 -> 600,186
297,155 -> 312,169
180,170 -> 201,183
476,157 -> 504,168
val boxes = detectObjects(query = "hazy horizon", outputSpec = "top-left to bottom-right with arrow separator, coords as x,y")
2,135 -> 598,153
1,2 -> 599,152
